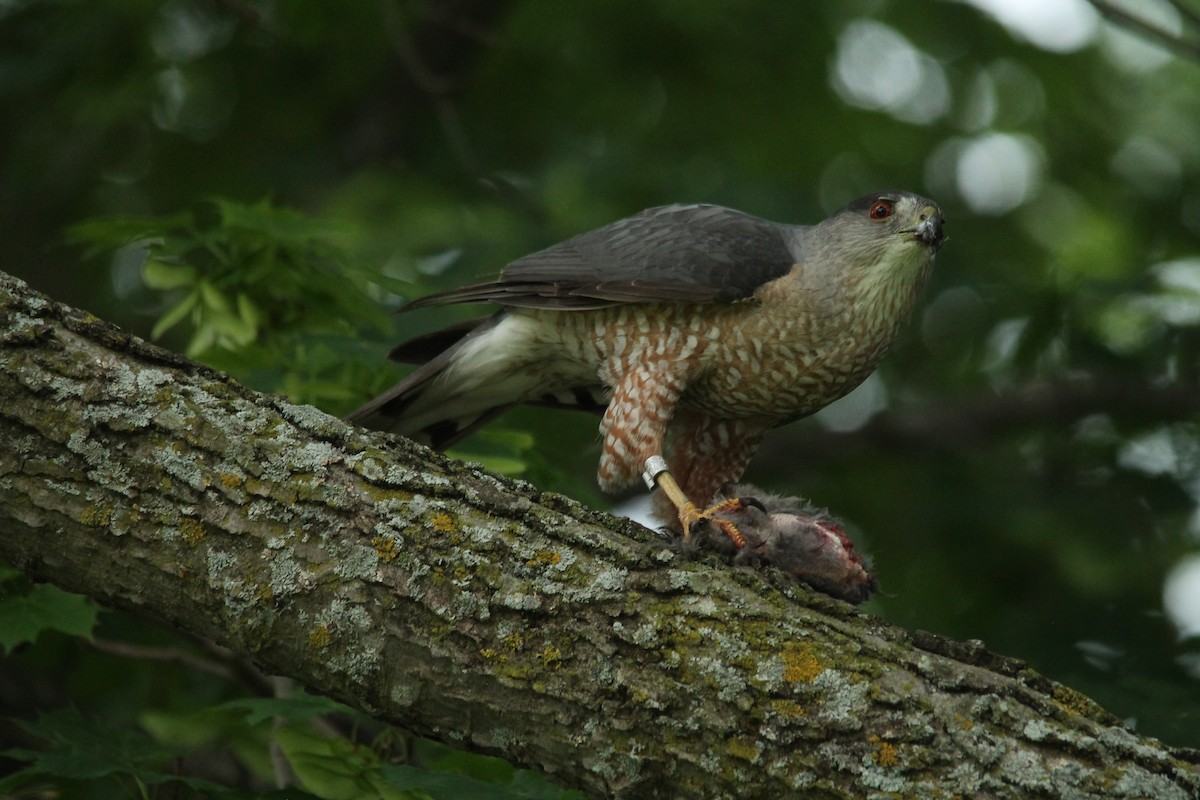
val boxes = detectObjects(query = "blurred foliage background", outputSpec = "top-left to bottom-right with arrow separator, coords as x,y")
3,0 -> 1200,795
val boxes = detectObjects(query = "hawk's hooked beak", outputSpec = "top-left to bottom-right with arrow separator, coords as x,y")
913,210 -> 946,253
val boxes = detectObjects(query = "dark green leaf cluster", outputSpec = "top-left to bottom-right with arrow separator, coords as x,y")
0,649 -> 580,799
66,198 -> 403,412
0,568 -> 100,655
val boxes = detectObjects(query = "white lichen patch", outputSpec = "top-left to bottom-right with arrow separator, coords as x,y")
754,656 -> 786,687
206,549 -> 258,618
684,596 -> 719,617
1097,725 -> 1167,762
390,680 -> 419,708
317,598 -> 372,632
1,310 -> 46,343
328,642 -> 382,685
84,398 -> 154,430
612,621 -> 659,647
43,479 -> 82,497
372,520 -> 406,546
651,547 -> 676,564
486,727 -> 522,750
344,451 -> 387,482
288,441 -> 340,474
332,543 -> 378,581
1022,718 -> 1054,742
231,404 -> 274,434
66,430 -> 133,492
665,568 -> 703,592
155,445 -> 208,491
1113,767 -> 1195,800
698,751 -> 722,774
316,599 -> 381,682
266,547 -> 305,598
454,590 -> 490,621
591,566 -> 628,593
276,400 -> 342,434
693,654 -> 748,702
493,590 -> 544,612
413,470 -> 451,488
859,761 -> 910,793
813,670 -> 869,731
247,499 -> 295,523
997,749 -> 1052,792
403,565 -> 431,597
948,760 -> 984,794
87,363 -> 172,427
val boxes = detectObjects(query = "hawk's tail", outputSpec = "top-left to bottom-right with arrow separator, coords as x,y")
346,314 -> 511,449
347,312 -> 606,450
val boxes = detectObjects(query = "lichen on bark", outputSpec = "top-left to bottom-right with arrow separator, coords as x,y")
1,270 -> 1198,799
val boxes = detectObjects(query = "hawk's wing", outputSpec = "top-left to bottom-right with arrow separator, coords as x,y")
403,204 -> 803,311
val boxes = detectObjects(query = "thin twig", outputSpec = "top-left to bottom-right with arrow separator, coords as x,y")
89,637 -> 241,681
1088,0 -> 1200,62
1165,0 -> 1200,32
381,0 -> 480,174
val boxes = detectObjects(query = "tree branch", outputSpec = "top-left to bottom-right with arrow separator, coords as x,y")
756,378 -> 1200,471
1088,0 -> 1200,62
0,270 -> 1197,799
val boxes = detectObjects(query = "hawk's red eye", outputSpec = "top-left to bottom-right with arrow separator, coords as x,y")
869,200 -> 894,220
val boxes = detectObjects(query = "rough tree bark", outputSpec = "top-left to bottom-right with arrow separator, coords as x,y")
0,269 -> 1197,799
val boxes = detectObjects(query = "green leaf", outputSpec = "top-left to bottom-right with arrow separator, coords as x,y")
237,291 -> 262,331
0,707 -> 289,798
213,197 -> 344,246
198,279 -> 233,314
402,739 -> 584,800
216,691 -> 356,726
274,725 -> 414,800
142,257 -> 197,290
150,288 -> 200,340
0,583 -> 99,653
3,708 -> 172,781
187,321 -> 218,356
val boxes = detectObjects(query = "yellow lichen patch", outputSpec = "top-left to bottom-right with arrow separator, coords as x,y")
308,625 -> 332,649
726,737 -> 762,763
179,517 -> 207,546
770,698 -> 808,718
503,633 -> 524,651
371,536 -> 399,563
218,472 -> 243,490
781,643 -> 824,683
526,549 -> 562,568
1052,684 -> 1098,717
429,513 -> 455,533
869,735 -> 899,768
480,647 -> 508,663
80,505 -> 112,528
628,686 -> 651,705
540,645 -> 562,670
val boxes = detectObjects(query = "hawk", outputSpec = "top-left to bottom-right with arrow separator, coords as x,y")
350,191 -> 944,535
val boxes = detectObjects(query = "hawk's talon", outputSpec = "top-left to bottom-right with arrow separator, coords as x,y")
692,498 -> 749,550
643,456 -> 747,550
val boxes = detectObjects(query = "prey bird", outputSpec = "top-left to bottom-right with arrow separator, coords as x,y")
349,192 -> 944,539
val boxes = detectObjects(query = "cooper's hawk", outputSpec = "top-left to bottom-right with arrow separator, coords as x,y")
350,191 -> 944,535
